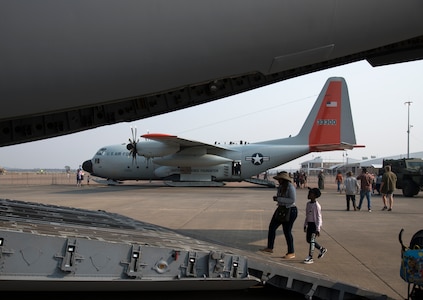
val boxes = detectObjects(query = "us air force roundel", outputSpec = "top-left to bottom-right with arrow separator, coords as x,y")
245,153 -> 270,165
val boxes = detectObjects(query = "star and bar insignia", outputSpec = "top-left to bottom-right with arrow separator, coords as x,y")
245,153 -> 270,165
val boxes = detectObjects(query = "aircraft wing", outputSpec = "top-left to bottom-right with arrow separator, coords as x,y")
141,133 -> 234,152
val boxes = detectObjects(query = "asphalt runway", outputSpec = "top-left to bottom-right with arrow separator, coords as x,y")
1,175 -> 422,299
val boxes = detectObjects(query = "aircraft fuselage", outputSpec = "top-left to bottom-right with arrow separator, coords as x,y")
83,142 -> 310,182
2,1 -> 423,146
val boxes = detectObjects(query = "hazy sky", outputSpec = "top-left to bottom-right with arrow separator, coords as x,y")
1,59 -> 423,171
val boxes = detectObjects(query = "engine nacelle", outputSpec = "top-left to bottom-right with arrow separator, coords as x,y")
136,140 -> 179,158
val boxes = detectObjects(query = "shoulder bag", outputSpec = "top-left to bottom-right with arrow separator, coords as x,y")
275,205 -> 291,222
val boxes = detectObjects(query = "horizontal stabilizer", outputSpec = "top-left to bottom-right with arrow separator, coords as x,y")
310,142 -> 365,152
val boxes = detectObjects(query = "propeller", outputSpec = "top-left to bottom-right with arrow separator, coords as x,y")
126,126 -> 139,164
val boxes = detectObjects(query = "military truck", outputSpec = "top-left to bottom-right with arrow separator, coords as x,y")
382,158 -> 423,197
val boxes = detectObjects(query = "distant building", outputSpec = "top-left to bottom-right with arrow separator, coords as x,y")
342,151 -> 423,176
300,156 -> 342,176
299,151 -> 423,177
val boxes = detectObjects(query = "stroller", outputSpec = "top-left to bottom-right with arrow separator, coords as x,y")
399,229 -> 423,300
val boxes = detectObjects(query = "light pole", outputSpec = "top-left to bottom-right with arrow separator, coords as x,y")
404,101 -> 413,159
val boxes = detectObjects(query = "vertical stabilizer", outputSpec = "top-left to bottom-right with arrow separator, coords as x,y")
297,77 -> 360,152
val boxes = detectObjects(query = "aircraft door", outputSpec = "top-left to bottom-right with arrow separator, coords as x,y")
232,160 -> 241,176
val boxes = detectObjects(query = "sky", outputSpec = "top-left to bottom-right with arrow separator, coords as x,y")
1,59 -> 423,171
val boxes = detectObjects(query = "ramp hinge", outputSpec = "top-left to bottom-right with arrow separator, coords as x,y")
230,256 -> 243,278
0,237 -> 15,260
121,245 -> 147,278
55,239 -> 84,273
181,251 -> 198,277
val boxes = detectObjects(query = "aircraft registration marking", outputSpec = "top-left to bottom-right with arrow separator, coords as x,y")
317,119 -> 337,125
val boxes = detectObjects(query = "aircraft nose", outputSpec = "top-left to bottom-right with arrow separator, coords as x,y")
82,160 -> 93,173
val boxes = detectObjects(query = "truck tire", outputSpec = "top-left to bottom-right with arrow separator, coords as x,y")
402,179 -> 418,197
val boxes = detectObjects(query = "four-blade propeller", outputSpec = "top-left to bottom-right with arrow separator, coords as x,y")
126,126 -> 139,164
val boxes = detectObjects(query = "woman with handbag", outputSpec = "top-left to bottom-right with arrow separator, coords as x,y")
260,171 -> 298,259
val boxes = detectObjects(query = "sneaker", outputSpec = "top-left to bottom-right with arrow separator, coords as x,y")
388,208 -> 392,211
303,256 -> 314,264
382,206 -> 387,211
368,209 -> 372,212
282,253 -> 295,259
318,248 -> 327,259
259,248 -> 273,253
357,206 -> 361,211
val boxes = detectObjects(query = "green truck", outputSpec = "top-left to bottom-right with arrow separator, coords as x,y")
382,158 -> 423,197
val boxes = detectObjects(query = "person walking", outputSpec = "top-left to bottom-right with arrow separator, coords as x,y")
374,172 -> 383,195
357,167 -> 374,212
380,165 -> 397,211
344,171 -> 360,211
318,170 -> 325,190
76,167 -> 83,187
335,171 -> 343,193
260,171 -> 298,259
303,187 -> 327,264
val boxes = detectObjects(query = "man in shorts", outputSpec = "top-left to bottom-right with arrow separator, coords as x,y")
380,165 -> 397,211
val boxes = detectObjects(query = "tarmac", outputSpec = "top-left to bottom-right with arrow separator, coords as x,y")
0,174 -> 422,299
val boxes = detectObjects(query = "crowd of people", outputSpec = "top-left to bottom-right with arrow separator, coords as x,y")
293,171 -> 308,188
334,166 -> 397,212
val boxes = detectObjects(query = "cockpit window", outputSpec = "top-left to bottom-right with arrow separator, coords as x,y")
96,148 -> 107,156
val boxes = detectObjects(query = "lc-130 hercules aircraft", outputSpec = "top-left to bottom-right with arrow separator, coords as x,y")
82,77 -> 364,186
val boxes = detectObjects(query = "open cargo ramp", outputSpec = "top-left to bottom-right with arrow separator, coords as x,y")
0,199 -> 389,299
